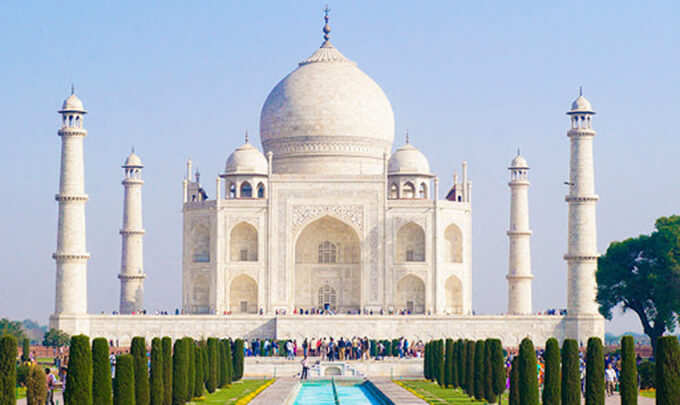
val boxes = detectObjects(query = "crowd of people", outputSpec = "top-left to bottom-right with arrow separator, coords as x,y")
244,337 -> 425,360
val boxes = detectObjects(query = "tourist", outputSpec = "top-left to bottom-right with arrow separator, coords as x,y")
45,368 -> 55,405
300,355 -> 309,380
302,338 -> 308,357
605,363 -> 617,396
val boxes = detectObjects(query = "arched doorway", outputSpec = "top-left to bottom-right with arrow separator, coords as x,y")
295,216 -> 361,312
396,275 -> 425,314
445,275 -> 463,314
230,274 -> 258,314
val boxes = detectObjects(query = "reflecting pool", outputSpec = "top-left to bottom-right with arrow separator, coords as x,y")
292,379 -> 383,405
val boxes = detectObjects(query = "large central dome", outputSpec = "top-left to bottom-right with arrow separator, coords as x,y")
259,39 -> 395,175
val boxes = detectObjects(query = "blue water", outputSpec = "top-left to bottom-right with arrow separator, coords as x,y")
293,380 -> 381,405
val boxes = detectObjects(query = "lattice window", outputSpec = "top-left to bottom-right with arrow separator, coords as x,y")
318,241 -> 337,263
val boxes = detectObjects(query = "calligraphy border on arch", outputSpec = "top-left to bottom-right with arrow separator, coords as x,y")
292,205 -> 363,234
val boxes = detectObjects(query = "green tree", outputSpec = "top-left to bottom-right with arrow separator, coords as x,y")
224,340 -> 233,386
193,345 -> 204,398
620,335 -> 638,405
444,338 -> 454,388
206,338 -> 218,393
92,337 -> 113,405
218,340 -> 227,388
656,336 -> 680,405
201,341 -> 208,384
232,339 -> 244,381
457,339 -> 466,390
542,338 -> 560,405
184,339 -> 194,402
42,329 -> 70,348
21,338 -> 30,362
465,340 -> 475,396
561,339 -> 581,405
509,356 -> 519,405
519,338 -> 538,405
64,334 -> 92,405
0,319 -> 25,340
585,337 -> 604,405
150,338 -> 164,405
0,335 -> 17,405
597,216 -> 680,351
436,340 -> 445,387
451,339 -> 459,388
172,338 -> 187,405
113,354 -> 135,405
473,340 -> 485,401
25,365 -> 46,405
423,342 -> 430,380
161,337 -> 172,405
131,337 -> 150,405
486,338 -> 504,404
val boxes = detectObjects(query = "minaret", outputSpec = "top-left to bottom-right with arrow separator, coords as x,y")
506,152 -> 533,314
118,150 -> 146,314
53,88 -> 89,314
565,89 -> 601,323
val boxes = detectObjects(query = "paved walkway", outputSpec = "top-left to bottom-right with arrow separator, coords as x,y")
369,378 -> 428,405
248,377 -> 298,405
603,393 -> 654,405
17,391 -> 63,405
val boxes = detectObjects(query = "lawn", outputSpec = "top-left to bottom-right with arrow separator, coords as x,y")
395,380 -> 489,404
189,379 -> 272,405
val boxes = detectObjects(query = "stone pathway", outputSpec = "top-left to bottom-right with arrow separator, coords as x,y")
603,393 -> 654,405
17,391 -> 63,405
248,377 -> 298,405
369,378 -> 428,404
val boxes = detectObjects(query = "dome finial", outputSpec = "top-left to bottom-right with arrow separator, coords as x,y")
517,147 -> 520,156
579,86 -> 583,96
405,130 -> 410,144
323,5 -> 331,43
245,130 -> 249,143
71,84 -> 75,95
132,146 -> 135,154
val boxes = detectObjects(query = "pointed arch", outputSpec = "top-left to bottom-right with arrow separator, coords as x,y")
444,223 -> 463,263
396,274 -> 425,314
191,274 -> 210,314
419,182 -> 427,199
230,274 -> 257,313
396,222 -> 425,262
257,182 -> 265,198
228,183 -> 236,199
230,222 -> 258,261
445,275 -> 463,314
191,223 -> 210,263
389,183 -> 398,199
402,181 -> 415,199
240,181 -> 252,198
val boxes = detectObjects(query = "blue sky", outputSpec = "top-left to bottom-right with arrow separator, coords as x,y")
2,1 -> 680,334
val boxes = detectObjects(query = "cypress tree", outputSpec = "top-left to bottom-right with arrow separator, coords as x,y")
423,342 -> 430,380
232,339 -> 244,381
172,338 -> 187,405
0,335 -> 17,405
483,339 -> 494,402
223,340 -> 233,386
437,340 -> 445,386
26,364 -> 47,405
451,339 -> 459,388
113,354 -> 135,405
542,338 -> 560,405
161,337 -> 172,405
193,344 -> 204,398
201,341 -> 209,384
22,338 -> 30,362
620,335 -> 638,405
518,338 -> 539,405
150,338 -> 164,405
509,356 -> 519,405
585,337 -> 604,405
184,339 -> 194,402
473,340 -> 485,401
64,334 -> 93,405
656,335 -> 680,405
206,338 -> 218,393
561,339 -> 580,405
444,339 -> 454,388
457,339 -> 467,391
92,337 -> 113,405
465,340 -> 475,396
131,337 -> 150,405
218,340 -> 227,388
489,339 -> 505,404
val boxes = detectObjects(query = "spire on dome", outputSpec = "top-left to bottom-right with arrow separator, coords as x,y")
405,130 -> 410,144
71,84 -> 75,95
579,86 -> 583,96
245,130 -> 249,144
323,5 -> 331,43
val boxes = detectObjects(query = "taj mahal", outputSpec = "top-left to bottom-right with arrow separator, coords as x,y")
49,13 -> 604,346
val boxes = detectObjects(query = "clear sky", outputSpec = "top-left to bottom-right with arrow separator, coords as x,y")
2,1 -> 679,334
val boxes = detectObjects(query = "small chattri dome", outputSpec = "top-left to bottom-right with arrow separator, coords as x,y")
388,142 -> 431,175
509,153 -> 528,169
59,93 -> 86,113
568,91 -> 595,115
123,151 -> 143,168
225,141 -> 268,175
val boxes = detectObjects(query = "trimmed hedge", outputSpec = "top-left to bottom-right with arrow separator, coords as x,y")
656,335 -> 680,405
585,337 -> 604,405
26,365 -> 46,405
0,335 -> 17,405
509,356 -> 519,405
620,335 -> 638,405
561,339 -> 580,405
473,340 -> 485,401
223,339 -> 233,386
184,338 -> 194,402
193,344 -> 204,398
150,338 -> 164,405
161,337 -> 172,405
206,338 -> 218,393
486,338 -> 504,403
114,354 -> 135,405
436,340 -> 445,386
457,339 -> 467,391
93,337 -> 113,405
518,338 -> 538,405
21,338 -> 30,363
64,334 -> 92,405
465,340 -> 475,396
451,339 -> 459,388
424,342 -> 431,380
218,340 -> 227,388
444,338 -> 454,387
232,339 -> 244,381
131,337 -> 150,405
542,338 -> 560,405
172,338 -> 188,405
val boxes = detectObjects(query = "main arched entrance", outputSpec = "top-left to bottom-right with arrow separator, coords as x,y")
295,216 -> 361,312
